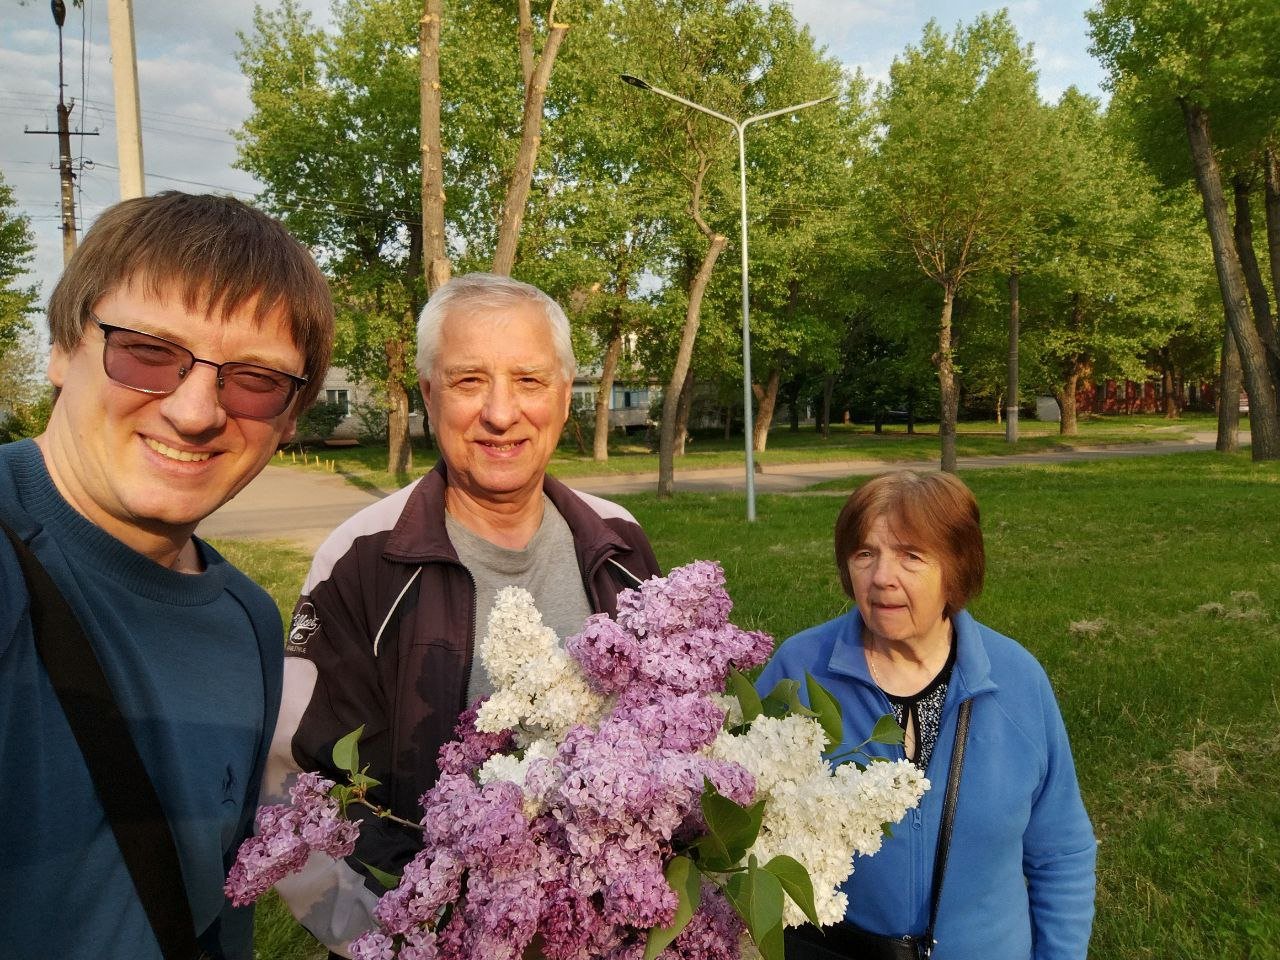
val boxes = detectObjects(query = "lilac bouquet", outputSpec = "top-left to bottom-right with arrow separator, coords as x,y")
227,561 -> 927,960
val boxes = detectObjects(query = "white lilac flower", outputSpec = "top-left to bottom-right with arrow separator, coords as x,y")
710,716 -> 929,927
473,586 -> 610,740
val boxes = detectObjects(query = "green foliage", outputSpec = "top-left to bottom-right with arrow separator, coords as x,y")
762,854 -> 821,929
0,389 -> 52,444
239,451 -> 1280,958
332,726 -> 365,778
873,11 -> 1044,291
294,401 -> 348,443
804,672 -> 842,750
643,856 -> 701,959
0,173 -> 39,377
727,666 -> 763,724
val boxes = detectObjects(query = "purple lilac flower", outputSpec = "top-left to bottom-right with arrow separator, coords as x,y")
567,562 -> 772,698
224,772 -> 359,907
669,881 -> 745,959
436,700 -> 515,777
331,562 -> 781,958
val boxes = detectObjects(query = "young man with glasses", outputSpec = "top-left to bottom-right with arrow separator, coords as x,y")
0,192 -> 333,960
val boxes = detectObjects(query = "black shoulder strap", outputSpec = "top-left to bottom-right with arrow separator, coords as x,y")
923,696 -> 972,959
1,521 -> 201,960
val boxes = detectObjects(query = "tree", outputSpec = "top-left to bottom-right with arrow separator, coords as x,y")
872,12 -> 1043,471
1017,91 -> 1210,434
504,0 -> 679,461
239,0 -> 579,473
237,0 -> 424,476
615,0 -> 804,496
1089,0 -> 1280,459
0,174 -> 38,350
0,173 -> 40,407
734,57 -> 867,453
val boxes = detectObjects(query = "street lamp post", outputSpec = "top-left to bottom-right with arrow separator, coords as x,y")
621,74 -> 834,521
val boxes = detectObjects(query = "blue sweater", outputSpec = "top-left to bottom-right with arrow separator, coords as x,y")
757,608 -> 1096,960
0,440 -> 284,960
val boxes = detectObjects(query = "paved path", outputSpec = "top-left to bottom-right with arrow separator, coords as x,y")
198,432 -> 1235,551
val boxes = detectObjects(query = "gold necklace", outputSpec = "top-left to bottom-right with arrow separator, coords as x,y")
867,644 -> 887,689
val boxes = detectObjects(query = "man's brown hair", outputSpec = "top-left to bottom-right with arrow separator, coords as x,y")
833,470 -> 985,618
47,191 -> 334,410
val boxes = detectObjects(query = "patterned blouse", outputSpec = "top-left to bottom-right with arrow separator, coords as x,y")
884,641 -> 958,770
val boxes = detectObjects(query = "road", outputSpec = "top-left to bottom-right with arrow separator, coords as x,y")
196,431 -> 1234,552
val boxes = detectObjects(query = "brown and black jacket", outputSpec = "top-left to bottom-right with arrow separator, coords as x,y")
263,460 -> 659,950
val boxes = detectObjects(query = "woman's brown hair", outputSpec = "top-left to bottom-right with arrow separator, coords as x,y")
834,471 -> 985,618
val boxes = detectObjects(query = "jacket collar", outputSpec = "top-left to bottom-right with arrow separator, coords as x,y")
382,461 -> 631,569
827,607 -> 997,700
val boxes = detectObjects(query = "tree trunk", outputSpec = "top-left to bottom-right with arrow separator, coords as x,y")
906,388 -> 916,435
592,316 -> 623,461
1232,175 -> 1280,406
1006,268 -> 1020,443
657,234 -> 726,496
674,367 -> 694,457
936,286 -> 959,472
1181,100 -> 1280,459
420,0 -> 451,292
751,367 -> 781,452
724,405 -> 733,440
1217,321 -> 1241,453
386,335 -> 412,475
818,375 -> 833,438
491,21 -> 567,275
1264,147 -> 1280,311
658,152 -> 726,497
1160,348 -> 1178,418
1055,371 -> 1080,437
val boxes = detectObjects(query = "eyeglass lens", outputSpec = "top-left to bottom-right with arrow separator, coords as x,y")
102,326 -> 299,419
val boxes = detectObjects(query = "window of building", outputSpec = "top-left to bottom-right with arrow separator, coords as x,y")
326,389 -> 350,416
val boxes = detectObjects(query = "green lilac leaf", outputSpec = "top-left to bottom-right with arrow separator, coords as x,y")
805,673 -> 843,749
728,667 -> 764,724
358,860 -> 402,890
870,714 -> 905,746
762,854 -> 822,928
643,856 -> 702,959
725,859 -> 785,944
756,920 -> 786,960
332,725 -> 365,776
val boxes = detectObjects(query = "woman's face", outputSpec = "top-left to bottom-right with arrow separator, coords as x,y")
847,514 -> 951,650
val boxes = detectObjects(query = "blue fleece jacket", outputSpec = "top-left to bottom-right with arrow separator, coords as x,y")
0,440 -> 284,960
757,608 -> 1096,960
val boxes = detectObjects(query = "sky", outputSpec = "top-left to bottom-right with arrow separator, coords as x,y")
0,0 -> 1103,318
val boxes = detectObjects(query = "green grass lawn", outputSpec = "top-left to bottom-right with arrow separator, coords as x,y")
278,412 -> 1224,495
217,449 -> 1279,960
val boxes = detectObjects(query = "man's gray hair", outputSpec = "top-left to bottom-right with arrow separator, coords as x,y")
415,272 -> 576,382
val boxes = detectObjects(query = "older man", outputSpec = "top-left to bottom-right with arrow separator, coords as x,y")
0,192 -> 334,959
269,273 -> 660,953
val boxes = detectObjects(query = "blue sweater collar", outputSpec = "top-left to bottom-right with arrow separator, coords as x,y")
826,607 -> 997,700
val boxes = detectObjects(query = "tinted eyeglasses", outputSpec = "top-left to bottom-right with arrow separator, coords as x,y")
94,317 -> 307,420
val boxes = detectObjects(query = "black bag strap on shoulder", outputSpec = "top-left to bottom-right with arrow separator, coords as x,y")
922,696 -> 973,959
1,521 -> 201,960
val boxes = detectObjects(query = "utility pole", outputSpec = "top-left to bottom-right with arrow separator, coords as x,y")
107,0 -> 145,198
25,0 -> 98,265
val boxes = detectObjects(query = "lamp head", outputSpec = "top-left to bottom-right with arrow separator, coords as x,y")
620,74 -> 651,90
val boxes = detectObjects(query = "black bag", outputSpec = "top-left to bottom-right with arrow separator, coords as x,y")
783,698 -> 973,960
2,521 -> 203,960
784,920 -> 925,960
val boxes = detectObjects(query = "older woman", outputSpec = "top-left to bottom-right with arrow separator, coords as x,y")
758,471 -> 1096,960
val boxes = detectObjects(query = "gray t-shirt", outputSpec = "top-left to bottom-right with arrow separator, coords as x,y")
445,496 -> 592,706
